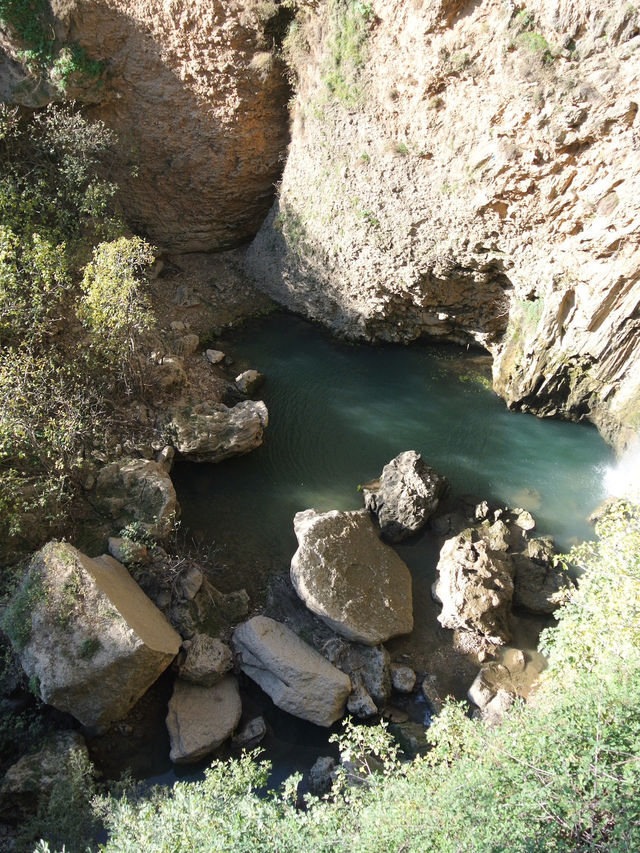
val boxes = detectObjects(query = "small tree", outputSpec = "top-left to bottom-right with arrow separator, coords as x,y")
79,235 -> 156,390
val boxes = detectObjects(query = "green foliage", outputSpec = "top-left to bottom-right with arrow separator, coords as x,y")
509,8 -> 555,65
323,0 -> 374,106
0,0 -> 104,86
78,636 -> 101,660
1,567 -> 44,650
79,235 -> 156,381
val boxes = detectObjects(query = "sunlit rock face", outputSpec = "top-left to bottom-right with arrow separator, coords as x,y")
1,0 -> 291,251
247,0 -> 640,450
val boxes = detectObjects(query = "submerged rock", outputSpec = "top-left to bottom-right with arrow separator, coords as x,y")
291,509 -> 413,645
363,451 -> 448,542
233,616 -> 351,727
166,676 -> 242,763
164,400 -> 268,462
92,458 -> 179,539
8,542 -> 181,728
433,528 -> 514,644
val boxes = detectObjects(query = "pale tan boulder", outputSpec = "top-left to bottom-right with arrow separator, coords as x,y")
9,542 -> 181,728
178,635 -> 233,687
233,616 -> 351,727
433,528 -> 514,644
166,676 -> 242,764
291,509 -> 413,645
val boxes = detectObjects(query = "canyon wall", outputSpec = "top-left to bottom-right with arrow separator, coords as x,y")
246,0 -> 640,450
0,0 -> 292,251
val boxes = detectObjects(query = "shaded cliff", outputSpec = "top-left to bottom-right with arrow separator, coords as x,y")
246,0 -> 640,450
0,0 -> 292,251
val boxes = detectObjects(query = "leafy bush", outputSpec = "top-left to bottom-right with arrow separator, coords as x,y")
79,235 -> 156,385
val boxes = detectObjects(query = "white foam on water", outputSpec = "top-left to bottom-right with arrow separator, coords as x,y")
604,439 -> 640,502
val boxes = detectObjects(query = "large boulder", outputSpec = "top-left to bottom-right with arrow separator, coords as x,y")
433,528 -> 514,644
164,400 -> 268,462
6,542 -> 181,727
92,458 -> 179,539
233,616 -> 351,727
513,539 -> 575,614
291,509 -> 413,645
166,676 -> 242,764
363,451 -> 448,542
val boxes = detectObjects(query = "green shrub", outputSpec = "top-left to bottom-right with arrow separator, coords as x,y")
79,235 -> 156,383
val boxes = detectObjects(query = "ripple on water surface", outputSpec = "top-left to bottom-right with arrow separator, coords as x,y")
173,312 -> 614,580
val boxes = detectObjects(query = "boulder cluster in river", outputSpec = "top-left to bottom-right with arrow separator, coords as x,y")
3,440 -> 572,792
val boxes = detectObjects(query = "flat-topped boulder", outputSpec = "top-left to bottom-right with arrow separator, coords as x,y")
178,635 -> 233,687
164,400 -> 268,462
233,616 -> 351,727
6,542 -> 181,728
433,528 -> 514,644
166,676 -> 242,764
363,451 -> 448,542
291,509 -> 413,645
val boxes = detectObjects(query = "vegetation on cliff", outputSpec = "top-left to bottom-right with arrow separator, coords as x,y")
0,105 -> 156,566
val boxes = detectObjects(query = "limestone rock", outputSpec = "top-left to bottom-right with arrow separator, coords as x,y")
232,716 -> 267,750
205,349 -> 226,365
433,528 -> 514,643
168,577 -> 249,640
308,756 -> 337,796
363,451 -> 448,542
291,509 -> 413,645
390,664 -> 417,694
468,662 -> 515,710
1,1 -> 290,251
246,0 -> 640,450
233,616 -> 351,727
93,458 -> 179,539
513,552 -> 574,614
0,732 -> 89,819
165,400 -> 268,462
9,542 -> 181,727
235,369 -> 265,395
178,635 -> 233,686
166,676 -> 242,763
389,721 -> 429,758
347,682 -> 378,718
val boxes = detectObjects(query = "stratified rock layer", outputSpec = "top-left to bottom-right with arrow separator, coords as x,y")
291,509 -> 413,645
247,0 -> 640,449
233,616 -> 351,727
11,542 -> 181,727
165,400 -> 268,462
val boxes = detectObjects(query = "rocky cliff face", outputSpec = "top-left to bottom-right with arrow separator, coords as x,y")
0,0 -> 292,251
247,0 -> 640,449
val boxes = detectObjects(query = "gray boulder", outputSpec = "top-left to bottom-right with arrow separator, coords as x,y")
235,369 -> 265,395
232,716 -> 267,750
291,509 -> 413,645
233,616 -> 351,727
513,540 -> 574,614
166,676 -> 242,763
178,635 -> 233,686
93,458 -> 179,539
164,400 -> 268,462
390,663 -> 416,694
433,528 -> 514,644
8,542 -> 181,727
363,451 -> 448,542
